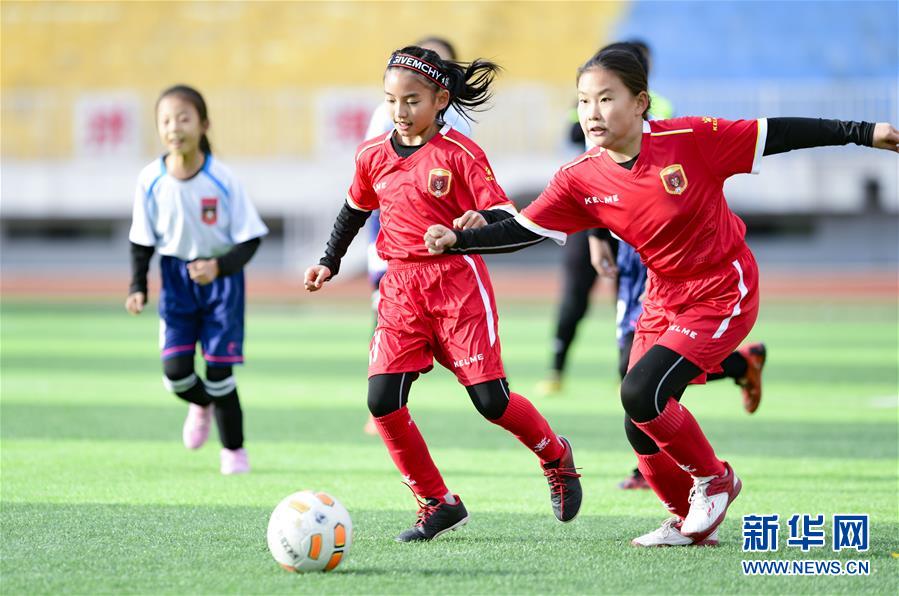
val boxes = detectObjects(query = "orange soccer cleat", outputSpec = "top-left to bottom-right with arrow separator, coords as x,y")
737,343 -> 766,414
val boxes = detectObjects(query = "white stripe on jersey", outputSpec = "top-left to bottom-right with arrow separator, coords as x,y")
514,212 -> 567,245
751,118 -> 768,175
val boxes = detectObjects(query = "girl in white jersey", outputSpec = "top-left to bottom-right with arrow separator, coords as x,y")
126,85 -> 269,475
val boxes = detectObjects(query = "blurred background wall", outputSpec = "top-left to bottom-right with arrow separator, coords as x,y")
1,0 -> 897,281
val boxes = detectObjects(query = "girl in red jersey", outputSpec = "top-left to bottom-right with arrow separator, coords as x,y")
425,47 -> 898,547
304,46 -> 582,542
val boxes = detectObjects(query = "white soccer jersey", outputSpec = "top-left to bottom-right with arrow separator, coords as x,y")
129,155 -> 268,260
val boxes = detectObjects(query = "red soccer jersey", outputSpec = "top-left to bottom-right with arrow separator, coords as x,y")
347,124 -> 515,261
519,117 -> 768,279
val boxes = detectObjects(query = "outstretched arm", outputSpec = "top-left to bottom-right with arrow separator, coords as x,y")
764,118 -> 898,155
425,217 -> 545,255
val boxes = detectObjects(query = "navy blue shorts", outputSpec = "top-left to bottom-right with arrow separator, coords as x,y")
158,255 -> 245,367
616,242 -> 647,346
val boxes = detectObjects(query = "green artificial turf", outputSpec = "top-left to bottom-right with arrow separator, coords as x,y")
1,296 -> 896,594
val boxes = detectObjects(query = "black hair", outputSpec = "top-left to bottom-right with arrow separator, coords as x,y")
156,84 -> 212,154
576,48 -> 651,120
414,36 -> 457,61
598,41 -> 650,77
387,45 -> 501,124
625,38 -> 651,61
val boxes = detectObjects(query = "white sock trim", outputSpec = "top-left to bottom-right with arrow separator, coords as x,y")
204,376 -> 236,397
163,373 -> 198,393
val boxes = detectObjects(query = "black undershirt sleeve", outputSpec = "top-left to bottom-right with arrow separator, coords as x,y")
477,208 -> 516,225
129,242 -> 155,295
216,237 -> 261,277
448,217 -> 545,255
449,120 -> 876,256
764,118 -> 875,156
588,228 -> 613,241
319,202 -> 372,279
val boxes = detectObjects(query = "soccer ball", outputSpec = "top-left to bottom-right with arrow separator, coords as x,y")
266,490 -> 353,573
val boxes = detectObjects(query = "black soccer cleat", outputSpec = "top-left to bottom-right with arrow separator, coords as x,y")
395,495 -> 469,542
542,436 -> 582,523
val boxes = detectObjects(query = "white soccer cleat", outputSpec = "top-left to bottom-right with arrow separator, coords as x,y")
681,461 -> 741,542
631,516 -> 719,547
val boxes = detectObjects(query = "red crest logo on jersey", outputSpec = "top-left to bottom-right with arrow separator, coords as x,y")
201,198 -> 218,224
428,168 -> 452,198
660,164 -> 688,195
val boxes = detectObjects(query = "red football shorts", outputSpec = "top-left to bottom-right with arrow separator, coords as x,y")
368,254 -> 506,385
629,247 -> 760,383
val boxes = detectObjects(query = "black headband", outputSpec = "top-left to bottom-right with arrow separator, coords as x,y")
387,53 -> 450,90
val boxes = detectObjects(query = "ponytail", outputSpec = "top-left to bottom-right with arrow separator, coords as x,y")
444,59 -> 501,123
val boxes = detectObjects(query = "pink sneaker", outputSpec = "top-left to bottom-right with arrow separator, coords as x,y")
182,404 -> 213,449
220,448 -> 250,475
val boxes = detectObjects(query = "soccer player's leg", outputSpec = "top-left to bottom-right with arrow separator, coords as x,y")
622,344 -> 739,542
617,331 -> 651,489
200,271 -> 249,473
616,245 -> 652,489
368,372 -> 467,542
160,308 -> 214,450
203,364 -> 248,475
465,378 -> 582,522
368,267 -> 465,542
706,343 -> 767,413
363,239 -> 387,435
627,254 -> 759,541
158,255 -> 215,449
436,256 -> 580,522
625,414 -> 717,547
162,352 -> 214,450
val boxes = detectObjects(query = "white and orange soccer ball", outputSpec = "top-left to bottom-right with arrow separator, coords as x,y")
266,490 -> 352,573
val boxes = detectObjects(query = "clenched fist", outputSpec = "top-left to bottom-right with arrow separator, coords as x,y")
872,122 -> 899,152
423,225 -> 458,255
452,210 -> 487,230
125,291 -> 146,315
187,259 -> 219,285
